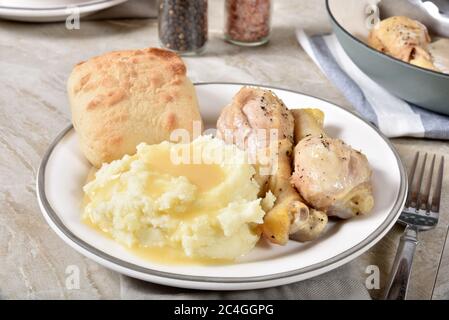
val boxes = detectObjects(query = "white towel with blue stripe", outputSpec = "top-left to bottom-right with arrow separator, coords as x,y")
297,30 -> 449,140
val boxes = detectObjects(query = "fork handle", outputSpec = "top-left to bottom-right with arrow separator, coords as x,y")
383,225 -> 419,300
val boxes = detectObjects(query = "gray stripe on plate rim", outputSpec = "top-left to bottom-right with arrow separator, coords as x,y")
36,82 -> 407,284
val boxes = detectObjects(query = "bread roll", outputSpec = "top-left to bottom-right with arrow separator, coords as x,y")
68,48 -> 203,167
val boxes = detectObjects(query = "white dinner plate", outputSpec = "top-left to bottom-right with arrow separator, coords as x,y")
0,0 -> 127,22
36,83 -> 407,290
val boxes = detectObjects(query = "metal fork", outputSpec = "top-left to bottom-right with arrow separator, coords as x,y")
384,152 -> 445,300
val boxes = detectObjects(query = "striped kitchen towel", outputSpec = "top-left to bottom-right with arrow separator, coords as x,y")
296,30 -> 449,140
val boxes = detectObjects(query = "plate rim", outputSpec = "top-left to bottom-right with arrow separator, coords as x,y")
0,0 -> 122,10
0,0 -> 127,16
36,82 -> 407,284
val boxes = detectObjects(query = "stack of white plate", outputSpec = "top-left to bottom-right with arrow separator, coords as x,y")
0,0 -> 128,22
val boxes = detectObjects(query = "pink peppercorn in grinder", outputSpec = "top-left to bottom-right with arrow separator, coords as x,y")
224,0 -> 272,46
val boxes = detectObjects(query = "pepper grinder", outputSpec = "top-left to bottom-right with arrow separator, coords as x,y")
158,0 -> 208,55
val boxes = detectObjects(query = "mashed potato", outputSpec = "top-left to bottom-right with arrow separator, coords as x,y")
83,136 -> 271,261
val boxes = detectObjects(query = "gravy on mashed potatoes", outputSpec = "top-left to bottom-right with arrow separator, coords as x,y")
83,136 -> 274,262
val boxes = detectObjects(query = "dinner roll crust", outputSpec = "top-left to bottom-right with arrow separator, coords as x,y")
68,48 -> 203,167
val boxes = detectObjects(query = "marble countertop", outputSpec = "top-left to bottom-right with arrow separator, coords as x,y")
1,0 -> 448,299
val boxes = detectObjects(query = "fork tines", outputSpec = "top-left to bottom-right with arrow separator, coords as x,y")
406,152 -> 444,213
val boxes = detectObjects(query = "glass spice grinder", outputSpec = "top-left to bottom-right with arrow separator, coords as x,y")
158,0 -> 208,55
224,0 -> 272,46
